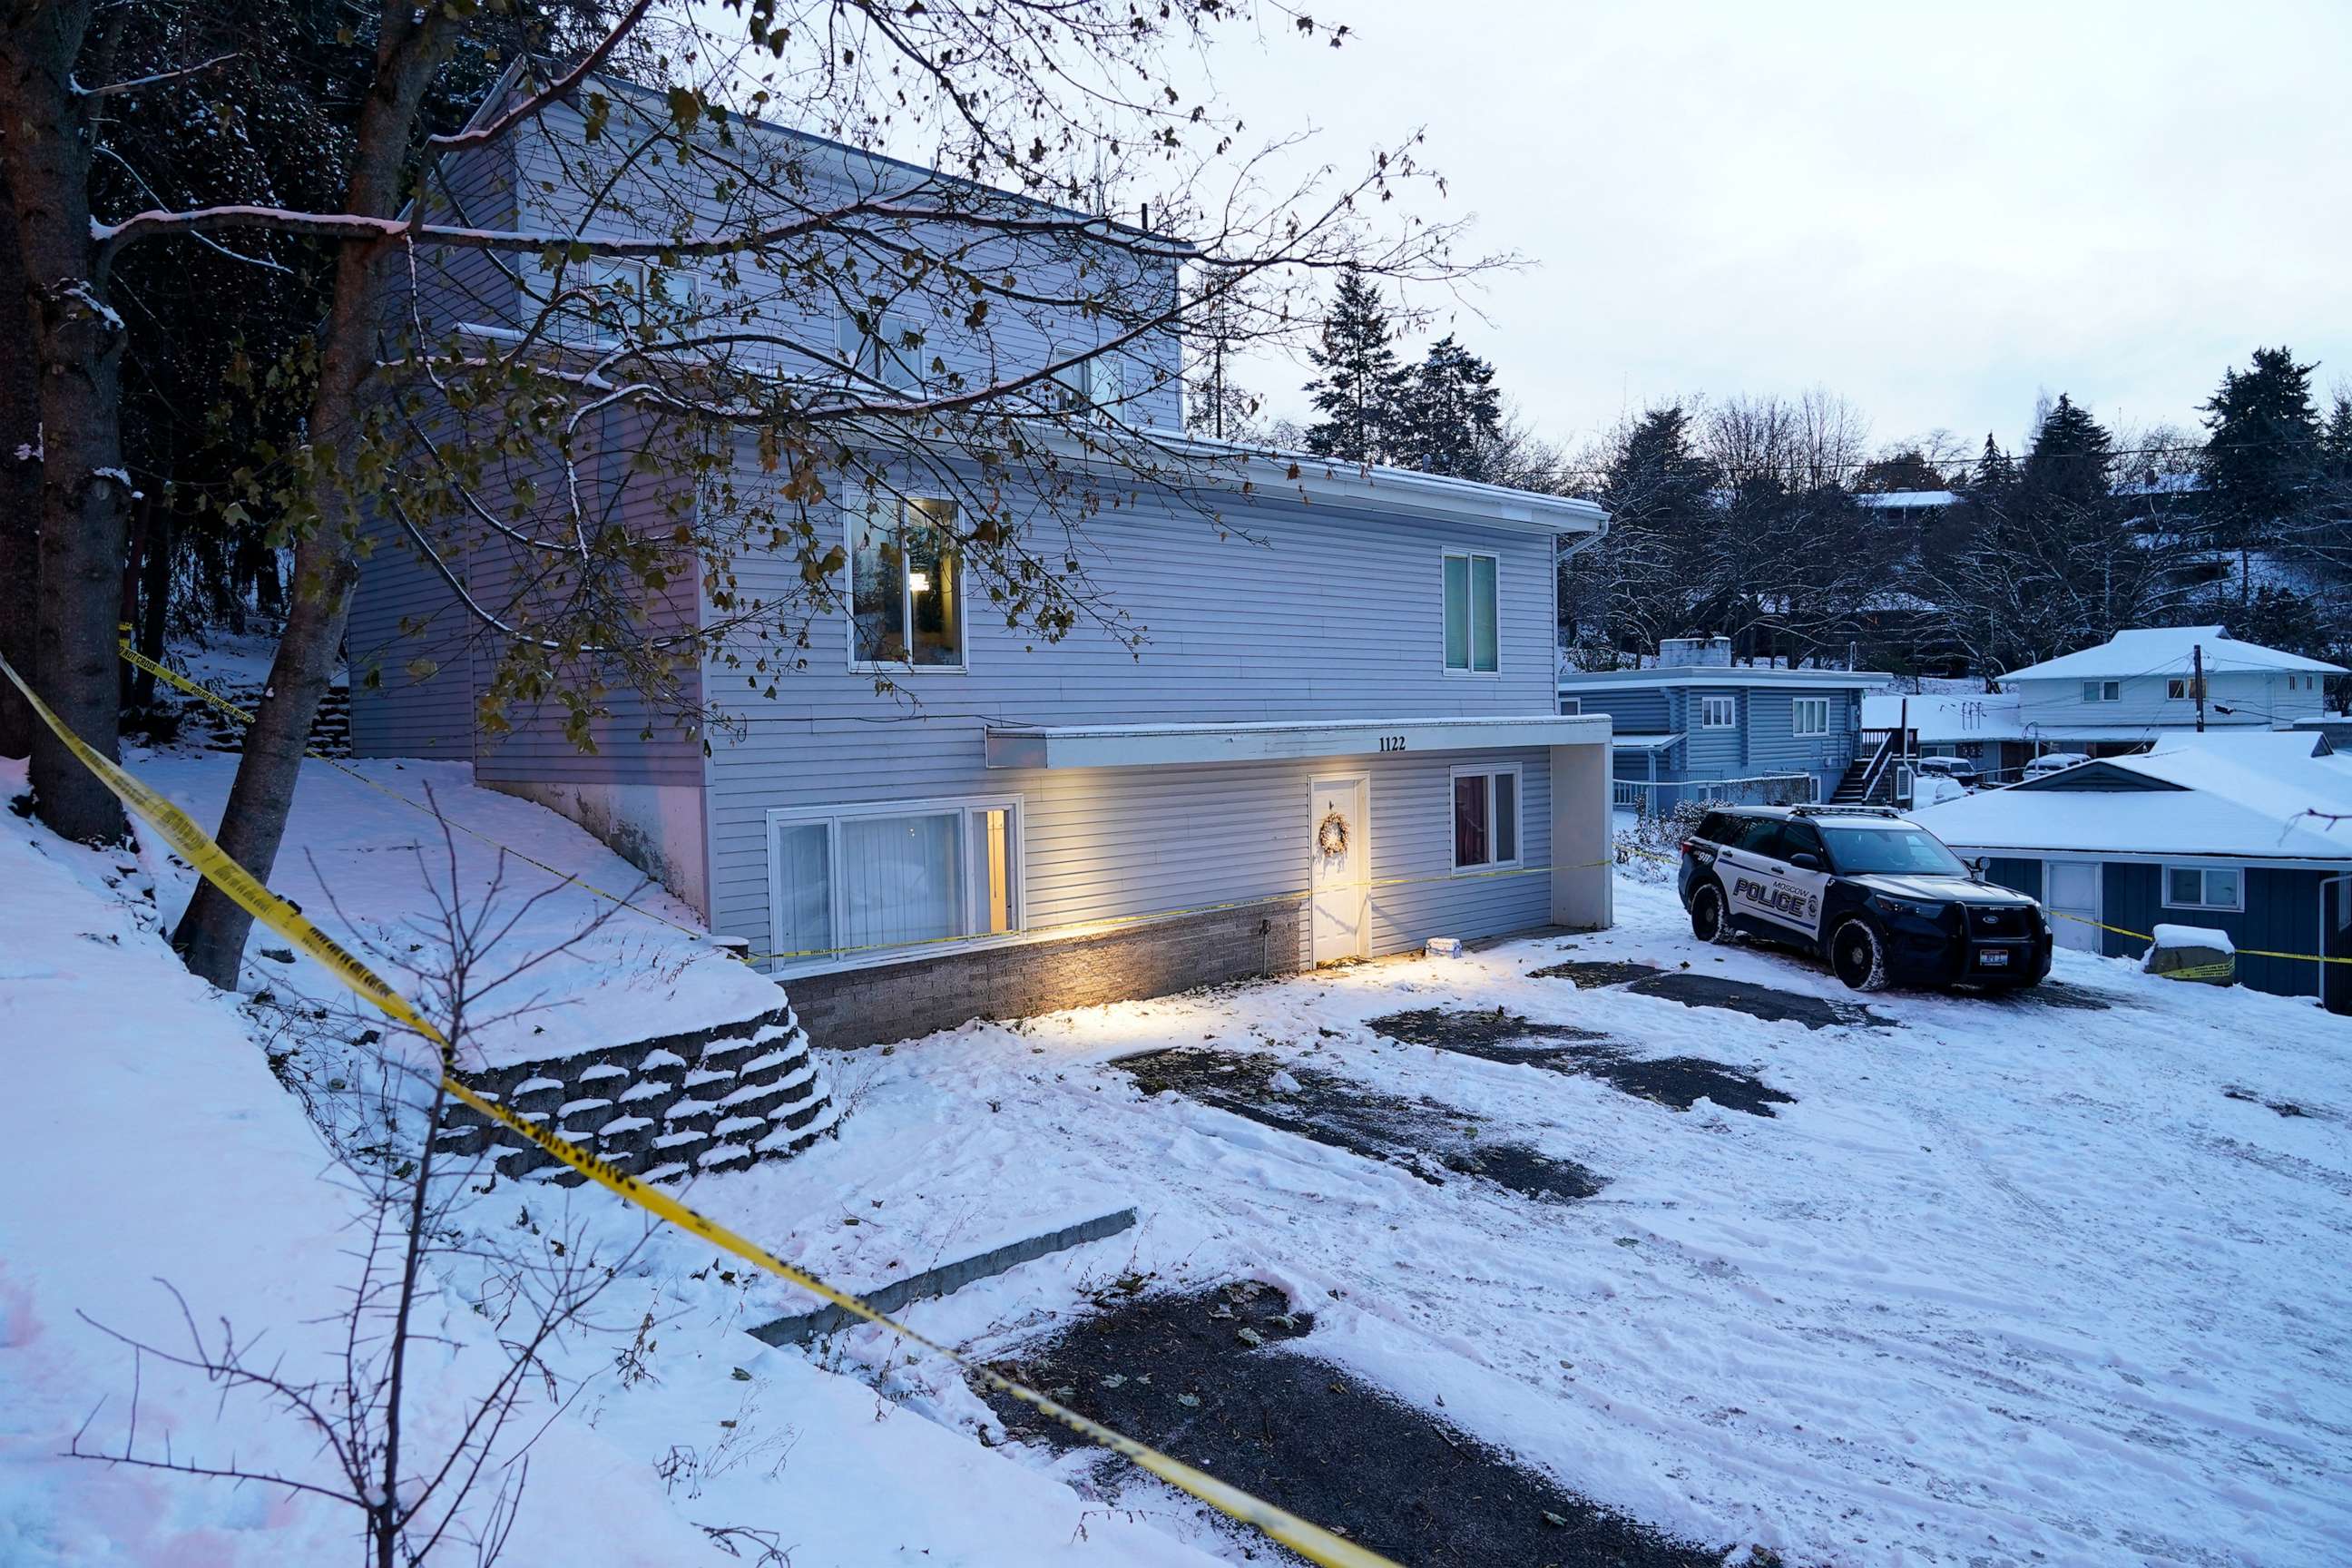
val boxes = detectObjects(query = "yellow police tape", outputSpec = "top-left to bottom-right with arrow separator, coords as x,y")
118,634 -> 716,949
7,650 -> 1402,1568
2043,907 -> 2352,966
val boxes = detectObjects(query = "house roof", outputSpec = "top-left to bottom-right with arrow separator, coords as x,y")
1560,666 -> 1884,691
1912,730 -> 2352,863
1862,691 -> 2024,740
2002,625 -> 2347,681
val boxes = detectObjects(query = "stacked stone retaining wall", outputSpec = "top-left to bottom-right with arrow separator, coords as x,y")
434,1002 -> 834,1184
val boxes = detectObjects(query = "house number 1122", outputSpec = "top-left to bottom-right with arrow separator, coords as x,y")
1378,735 -> 1406,751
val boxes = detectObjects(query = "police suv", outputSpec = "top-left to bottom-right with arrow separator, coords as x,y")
1677,804 -> 2053,992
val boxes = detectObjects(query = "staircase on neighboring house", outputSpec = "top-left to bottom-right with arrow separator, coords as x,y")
1835,728 -> 1914,806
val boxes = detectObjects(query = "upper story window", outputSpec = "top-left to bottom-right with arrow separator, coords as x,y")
2081,681 -> 2122,702
839,308 -> 922,393
848,495 -> 963,670
551,258 -> 694,347
1452,765 -> 1521,872
1792,697 -> 1830,737
2167,676 -> 2207,701
1698,694 -> 1737,729
1559,696 -> 1582,717
1442,551 -> 1499,674
2163,864 -> 2242,912
1053,355 -> 1125,418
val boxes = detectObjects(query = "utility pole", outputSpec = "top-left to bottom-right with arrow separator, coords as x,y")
2192,642 -> 2206,733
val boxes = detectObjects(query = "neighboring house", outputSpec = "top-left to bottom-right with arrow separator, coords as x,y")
1911,731 -> 2352,1011
346,81 -> 1615,1049
1860,690 -> 2034,783
1560,639 -> 1886,813
2001,625 -> 2342,752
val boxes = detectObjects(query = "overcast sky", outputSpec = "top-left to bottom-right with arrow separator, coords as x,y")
1195,0 -> 2352,460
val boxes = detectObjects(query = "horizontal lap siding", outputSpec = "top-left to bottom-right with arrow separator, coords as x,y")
1746,684 -> 1864,796
706,486 -> 1563,957
1683,687 -> 1741,777
348,534 -> 478,760
1570,691 -> 1669,732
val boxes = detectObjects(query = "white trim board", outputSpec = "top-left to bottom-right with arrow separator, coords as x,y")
985,714 -> 1611,769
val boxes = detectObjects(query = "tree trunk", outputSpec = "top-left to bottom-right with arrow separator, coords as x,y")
173,4 -> 456,985
0,0 -> 130,842
132,499 -> 173,708
0,160 -> 38,760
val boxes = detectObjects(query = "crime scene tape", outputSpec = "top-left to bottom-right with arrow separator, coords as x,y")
118,633 -> 717,948
2044,907 -> 2352,965
8,649 -> 1404,1568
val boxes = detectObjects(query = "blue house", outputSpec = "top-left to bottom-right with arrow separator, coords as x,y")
1559,640 -> 1888,815
344,78 -> 1617,1048
1912,730 -> 2352,1010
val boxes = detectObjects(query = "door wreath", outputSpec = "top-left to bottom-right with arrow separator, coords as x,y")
1316,808 -> 1350,858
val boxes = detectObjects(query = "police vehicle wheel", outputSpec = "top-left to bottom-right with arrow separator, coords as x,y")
1828,916 -> 1888,992
1690,882 -> 1733,945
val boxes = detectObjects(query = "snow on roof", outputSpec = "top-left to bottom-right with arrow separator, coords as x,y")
1855,490 -> 1958,510
1861,690 -> 2025,740
1914,730 -> 2352,861
2002,626 -> 2347,681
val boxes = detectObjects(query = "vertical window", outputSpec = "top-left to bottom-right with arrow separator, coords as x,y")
1452,766 -> 1521,871
849,495 -> 963,669
839,308 -> 921,392
768,799 -> 1022,968
1792,697 -> 1829,737
2162,865 -> 2243,911
1442,552 -> 1499,673
1699,694 -> 1737,729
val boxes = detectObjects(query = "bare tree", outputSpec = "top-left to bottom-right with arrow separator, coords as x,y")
69,819 -> 656,1566
0,0 -> 1481,984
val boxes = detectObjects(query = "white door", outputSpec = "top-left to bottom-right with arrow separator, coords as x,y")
1309,774 -> 1370,965
1717,819 -> 1829,941
2045,859 -> 2102,953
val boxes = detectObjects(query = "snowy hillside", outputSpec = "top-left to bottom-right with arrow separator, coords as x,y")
0,757 -> 1214,1567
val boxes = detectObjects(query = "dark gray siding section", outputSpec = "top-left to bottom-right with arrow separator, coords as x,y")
1984,858 -> 2043,900
1568,690 -> 1671,732
2100,861 -> 2328,999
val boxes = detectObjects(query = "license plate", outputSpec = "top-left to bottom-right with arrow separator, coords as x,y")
1978,949 -> 2011,967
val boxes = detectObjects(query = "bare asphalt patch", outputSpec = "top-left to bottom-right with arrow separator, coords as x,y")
978,1279 -> 1726,1568
1534,959 -> 1894,1031
1367,1007 -> 1795,1119
1112,1047 -> 1605,1202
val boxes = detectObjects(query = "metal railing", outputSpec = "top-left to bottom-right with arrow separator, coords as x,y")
1613,772 -> 1819,818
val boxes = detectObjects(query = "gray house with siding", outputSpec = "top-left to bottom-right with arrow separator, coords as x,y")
1911,731 -> 2352,1011
347,83 -> 1614,1047
1559,640 -> 1886,813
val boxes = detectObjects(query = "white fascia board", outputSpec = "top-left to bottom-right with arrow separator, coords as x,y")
1559,669 -> 1889,691
1935,840 -> 2347,873
985,713 -> 1612,769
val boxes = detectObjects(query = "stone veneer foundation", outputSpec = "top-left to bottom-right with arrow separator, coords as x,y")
434,1002 -> 835,1184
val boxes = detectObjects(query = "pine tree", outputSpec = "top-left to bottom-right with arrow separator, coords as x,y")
1398,334 -> 1502,477
2021,394 -> 2113,511
1303,268 -> 1407,464
2200,347 -> 2321,545
2320,392 -> 2352,477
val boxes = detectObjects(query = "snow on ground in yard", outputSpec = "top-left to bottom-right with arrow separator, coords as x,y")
0,756 -> 1217,1567
127,753 -> 772,1065
725,877 -> 2352,1567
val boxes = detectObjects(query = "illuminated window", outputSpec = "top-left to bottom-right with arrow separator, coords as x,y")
848,495 -> 963,670
768,798 -> 1021,970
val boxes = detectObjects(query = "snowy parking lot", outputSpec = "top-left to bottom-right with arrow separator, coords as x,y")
707,874 -> 2352,1566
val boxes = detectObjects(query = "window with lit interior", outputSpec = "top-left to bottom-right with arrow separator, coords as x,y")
849,495 -> 963,670
768,799 -> 1020,968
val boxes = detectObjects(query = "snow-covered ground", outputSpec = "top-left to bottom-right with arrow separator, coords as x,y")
723,875 -> 2352,1566
8,747 -> 2349,1566
0,757 -> 1214,1567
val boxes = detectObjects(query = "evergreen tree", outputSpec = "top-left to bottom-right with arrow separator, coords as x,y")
1398,334 -> 1502,477
1969,433 -> 2017,496
2200,346 -> 2321,545
2320,392 -> 2352,477
1302,267 -> 1407,464
2021,394 -> 2113,511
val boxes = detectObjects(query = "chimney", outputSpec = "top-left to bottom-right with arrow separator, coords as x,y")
1658,636 -> 1733,669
